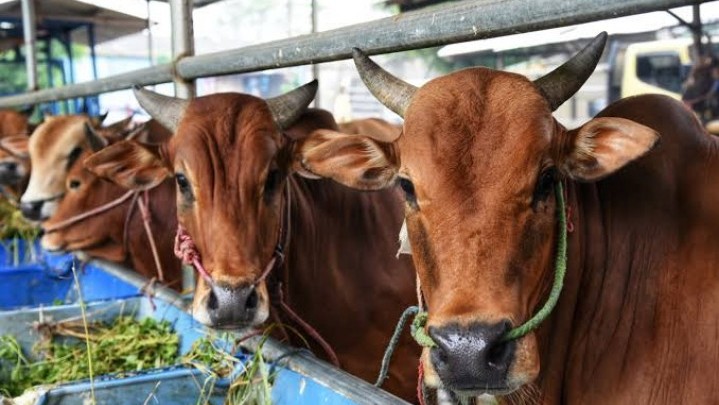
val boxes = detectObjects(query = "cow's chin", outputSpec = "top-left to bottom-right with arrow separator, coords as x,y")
421,333 -> 540,398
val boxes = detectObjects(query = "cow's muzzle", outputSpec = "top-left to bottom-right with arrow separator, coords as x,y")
206,282 -> 261,329
429,321 -> 516,395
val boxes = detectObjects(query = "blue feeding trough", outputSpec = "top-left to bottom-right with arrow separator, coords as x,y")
0,239 -> 140,310
0,296 -> 404,405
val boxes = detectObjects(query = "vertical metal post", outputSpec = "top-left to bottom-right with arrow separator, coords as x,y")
692,4 -> 703,57
169,0 -> 195,99
87,23 -> 98,80
311,0 -> 319,107
146,0 -> 154,66
63,31 -> 77,112
21,0 -> 37,91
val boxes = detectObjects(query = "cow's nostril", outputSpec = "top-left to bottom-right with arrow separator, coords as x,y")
487,340 -> 513,369
246,288 -> 258,310
207,289 -> 218,310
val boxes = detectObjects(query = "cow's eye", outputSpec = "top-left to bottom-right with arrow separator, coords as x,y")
69,179 -> 81,190
264,169 -> 282,200
175,173 -> 193,200
67,146 -> 82,169
398,177 -> 417,208
533,168 -> 556,207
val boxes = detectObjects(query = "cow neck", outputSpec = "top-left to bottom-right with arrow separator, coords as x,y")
267,179 -> 340,367
44,186 -> 166,282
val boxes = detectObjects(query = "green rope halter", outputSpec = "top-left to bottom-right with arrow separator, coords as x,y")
374,182 -> 569,387
412,181 -> 568,346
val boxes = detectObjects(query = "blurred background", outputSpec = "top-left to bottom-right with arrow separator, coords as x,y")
0,0 -> 717,127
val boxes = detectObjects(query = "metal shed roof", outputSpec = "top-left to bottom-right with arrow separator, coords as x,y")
0,0 -> 147,45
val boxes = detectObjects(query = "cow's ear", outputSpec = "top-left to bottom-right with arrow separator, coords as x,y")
104,115 -> 134,133
558,117 -> 658,181
84,140 -> 171,191
0,136 -> 29,158
294,129 -> 398,190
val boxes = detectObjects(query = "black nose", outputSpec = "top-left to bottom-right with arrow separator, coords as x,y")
206,283 -> 259,328
20,200 -> 44,221
0,162 -> 17,172
429,321 -> 515,392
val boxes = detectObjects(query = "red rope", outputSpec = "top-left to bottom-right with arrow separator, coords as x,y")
137,191 -> 165,282
277,284 -> 340,367
417,361 -> 426,405
563,181 -> 575,233
173,225 -> 213,284
43,190 -> 136,232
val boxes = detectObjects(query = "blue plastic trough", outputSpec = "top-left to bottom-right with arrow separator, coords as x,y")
0,239 -> 140,310
0,296 -> 408,404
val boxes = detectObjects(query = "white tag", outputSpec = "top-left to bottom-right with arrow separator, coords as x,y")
397,219 -> 412,257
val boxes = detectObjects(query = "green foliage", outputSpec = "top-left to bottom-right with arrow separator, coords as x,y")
0,316 -> 180,397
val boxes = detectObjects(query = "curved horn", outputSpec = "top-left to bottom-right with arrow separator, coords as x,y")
534,32 -> 608,111
84,122 -> 108,152
132,86 -> 189,132
352,48 -> 417,118
266,80 -> 318,129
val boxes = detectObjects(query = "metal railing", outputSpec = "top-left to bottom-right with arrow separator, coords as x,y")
0,0 -> 703,108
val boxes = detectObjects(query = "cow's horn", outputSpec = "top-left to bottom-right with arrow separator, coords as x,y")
352,48 -> 417,118
266,80 -> 318,129
83,122 -> 108,152
534,32 -> 608,111
132,86 -> 188,133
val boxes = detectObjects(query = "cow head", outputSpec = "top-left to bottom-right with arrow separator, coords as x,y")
295,33 -> 659,396
84,82 -> 318,330
40,123 -> 147,259
19,113 -> 127,221
0,107 -> 33,140
0,135 -> 30,197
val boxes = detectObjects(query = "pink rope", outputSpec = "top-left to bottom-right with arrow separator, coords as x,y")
174,225 -> 213,284
138,191 -> 165,282
277,284 -> 340,367
43,190 -> 136,233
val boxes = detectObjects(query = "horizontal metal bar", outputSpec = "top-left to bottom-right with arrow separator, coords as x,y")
0,0 -> 702,108
90,258 -> 189,310
239,335 -> 410,405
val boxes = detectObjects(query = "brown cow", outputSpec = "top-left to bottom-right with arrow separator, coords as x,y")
41,121 -> 182,289
19,113 -> 128,221
84,83 -> 419,400
294,33 -> 719,403
0,107 -> 34,201
0,136 -> 30,201
0,107 -> 33,139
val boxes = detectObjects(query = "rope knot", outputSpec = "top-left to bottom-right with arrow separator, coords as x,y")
174,225 -> 212,283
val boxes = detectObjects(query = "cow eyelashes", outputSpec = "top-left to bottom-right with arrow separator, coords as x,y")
398,177 -> 418,208
175,173 -> 194,201
67,146 -> 82,169
533,167 -> 556,207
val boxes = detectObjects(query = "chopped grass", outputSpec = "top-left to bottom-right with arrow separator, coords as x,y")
0,316 -> 180,397
0,198 -> 41,265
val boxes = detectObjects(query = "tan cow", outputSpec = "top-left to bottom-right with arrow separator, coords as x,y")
19,114 -> 130,220
295,32 -> 719,404
41,121 -> 181,289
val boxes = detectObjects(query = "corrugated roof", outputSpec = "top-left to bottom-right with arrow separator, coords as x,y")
0,0 -> 147,45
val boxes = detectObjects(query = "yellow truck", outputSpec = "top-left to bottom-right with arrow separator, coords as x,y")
608,37 -> 719,103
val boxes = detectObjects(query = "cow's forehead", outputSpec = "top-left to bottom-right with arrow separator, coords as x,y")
169,93 -> 281,176
398,68 -> 554,184
29,116 -> 87,156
